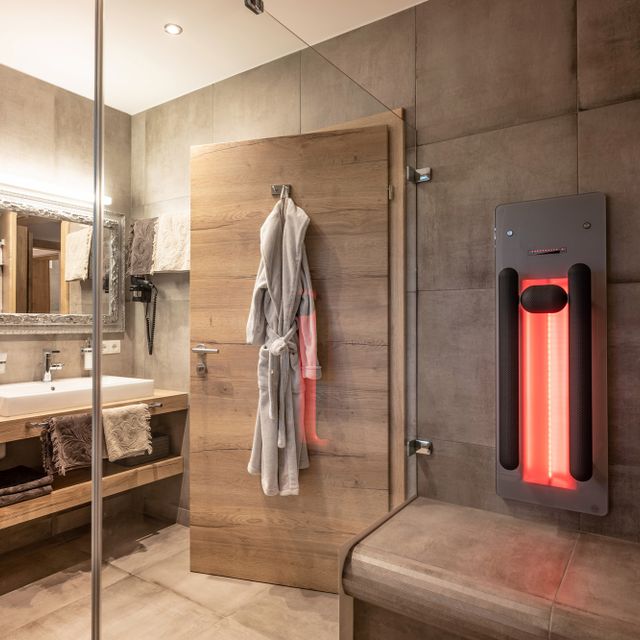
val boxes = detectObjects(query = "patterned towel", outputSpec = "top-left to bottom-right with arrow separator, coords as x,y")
0,466 -> 53,497
0,485 -> 52,507
128,218 -> 157,276
41,413 -> 93,476
102,404 -> 152,462
152,212 -> 190,273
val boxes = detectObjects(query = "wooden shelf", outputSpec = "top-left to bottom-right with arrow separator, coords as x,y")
0,388 -> 189,445
0,455 -> 184,530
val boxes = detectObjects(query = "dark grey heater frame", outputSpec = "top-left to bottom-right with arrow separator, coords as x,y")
495,193 -> 608,516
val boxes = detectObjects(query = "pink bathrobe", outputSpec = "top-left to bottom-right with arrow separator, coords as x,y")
246,197 -> 321,496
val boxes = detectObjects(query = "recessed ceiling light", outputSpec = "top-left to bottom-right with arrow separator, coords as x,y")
164,23 -> 183,36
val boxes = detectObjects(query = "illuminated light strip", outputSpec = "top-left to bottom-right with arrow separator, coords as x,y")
521,277 -> 576,490
548,314 -> 553,479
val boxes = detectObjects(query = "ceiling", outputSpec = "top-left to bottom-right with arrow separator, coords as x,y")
0,0 -> 421,115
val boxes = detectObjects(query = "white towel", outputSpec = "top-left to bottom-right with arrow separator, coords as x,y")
152,212 -> 190,273
64,226 -> 93,281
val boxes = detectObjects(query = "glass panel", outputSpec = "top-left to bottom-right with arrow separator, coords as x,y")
0,0 -> 95,635
101,1 -> 417,637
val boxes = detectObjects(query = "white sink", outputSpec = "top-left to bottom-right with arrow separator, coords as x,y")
0,376 -> 154,417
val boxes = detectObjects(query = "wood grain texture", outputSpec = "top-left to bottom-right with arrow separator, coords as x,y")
315,108 -> 407,509
59,220 -> 70,314
0,389 -> 188,444
0,455 -> 184,530
0,211 -> 17,312
190,125 -> 393,593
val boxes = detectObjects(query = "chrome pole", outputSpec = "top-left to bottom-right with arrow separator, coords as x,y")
91,0 -> 104,638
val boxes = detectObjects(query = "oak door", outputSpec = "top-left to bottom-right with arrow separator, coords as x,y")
190,126 -> 391,593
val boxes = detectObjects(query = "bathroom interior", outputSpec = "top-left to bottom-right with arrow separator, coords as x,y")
0,0 -> 638,638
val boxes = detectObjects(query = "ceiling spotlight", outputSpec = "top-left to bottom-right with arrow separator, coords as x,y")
164,23 -> 183,36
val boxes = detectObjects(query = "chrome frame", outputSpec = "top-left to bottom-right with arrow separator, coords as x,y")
0,184 -> 125,334
91,0 -> 104,637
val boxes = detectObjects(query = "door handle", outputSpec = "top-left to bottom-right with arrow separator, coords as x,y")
191,344 -> 220,354
192,344 -> 219,377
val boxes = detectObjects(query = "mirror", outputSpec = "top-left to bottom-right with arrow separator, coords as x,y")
0,186 -> 124,334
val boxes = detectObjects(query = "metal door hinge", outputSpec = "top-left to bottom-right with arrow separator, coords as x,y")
245,0 -> 264,15
407,166 -> 432,184
388,185 -> 394,201
406,439 -> 433,457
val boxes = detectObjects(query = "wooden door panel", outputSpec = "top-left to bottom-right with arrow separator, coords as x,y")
190,125 -> 391,593
191,277 -> 388,346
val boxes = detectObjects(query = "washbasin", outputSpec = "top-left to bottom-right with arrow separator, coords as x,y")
0,376 -> 154,417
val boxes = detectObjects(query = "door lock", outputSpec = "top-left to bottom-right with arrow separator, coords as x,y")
191,343 -> 219,377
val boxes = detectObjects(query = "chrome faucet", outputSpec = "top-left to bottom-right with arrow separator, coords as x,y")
43,349 -> 64,383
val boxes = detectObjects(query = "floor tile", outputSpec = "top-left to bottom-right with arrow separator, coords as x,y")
0,561 -> 127,635
103,520 -> 189,575
137,549 -> 269,617
8,575 -> 222,640
228,584 -> 339,640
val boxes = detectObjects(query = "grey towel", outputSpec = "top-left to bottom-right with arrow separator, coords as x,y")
0,466 -> 53,497
102,403 -> 152,462
128,218 -> 157,276
41,413 -> 93,476
0,485 -> 52,507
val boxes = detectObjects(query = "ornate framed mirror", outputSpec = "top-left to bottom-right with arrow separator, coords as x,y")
0,185 -> 125,334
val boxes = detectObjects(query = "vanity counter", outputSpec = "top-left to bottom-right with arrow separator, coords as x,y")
0,388 -> 188,444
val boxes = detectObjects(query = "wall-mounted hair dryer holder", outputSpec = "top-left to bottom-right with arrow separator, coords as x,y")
495,193 -> 607,516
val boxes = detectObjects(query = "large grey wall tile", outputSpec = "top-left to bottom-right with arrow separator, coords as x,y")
418,288 -> 494,447
578,0 -> 640,109
301,48 -> 387,132
580,465 -> 640,543
53,88 -> 92,197
214,54 -> 300,143
553,533 -> 640,638
608,283 -> 640,467
417,439 -> 581,529
131,112 -> 146,210
105,106 -> 132,213
418,115 -> 577,291
579,99 -> 640,282
0,64 -> 55,184
416,0 -> 576,144
145,85 -> 213,205
311,8 -> 416,128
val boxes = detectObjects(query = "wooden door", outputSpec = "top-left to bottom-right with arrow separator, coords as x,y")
190,125 -> 393,593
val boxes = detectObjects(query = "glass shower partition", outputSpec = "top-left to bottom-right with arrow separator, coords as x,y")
0,1 -> 97,636
98,1 -> 418,637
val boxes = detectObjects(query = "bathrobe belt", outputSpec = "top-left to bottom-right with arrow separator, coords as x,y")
267,325 -> 297,449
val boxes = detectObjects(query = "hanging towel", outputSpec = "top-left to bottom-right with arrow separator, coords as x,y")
0,485 -> 52,507
152,212 -> 190,273
41,413 -> 93,476
102,403 -> 152,462
64,226 -> 93,281
128,218 -> 157,276
0,466 -> 53,497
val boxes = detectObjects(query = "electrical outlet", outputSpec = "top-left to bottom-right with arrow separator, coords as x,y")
102,340 -> 121,355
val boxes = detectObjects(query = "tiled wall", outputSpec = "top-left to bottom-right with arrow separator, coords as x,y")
0,64 -> 133,385
0,65 -> 134,548
415,0 -> 640,542
131,0 -> 640,538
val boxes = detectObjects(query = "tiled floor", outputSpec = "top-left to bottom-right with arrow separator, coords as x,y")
0,516 -> 339,639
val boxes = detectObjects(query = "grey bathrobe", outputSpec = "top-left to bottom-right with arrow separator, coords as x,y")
246,197 -> 321,496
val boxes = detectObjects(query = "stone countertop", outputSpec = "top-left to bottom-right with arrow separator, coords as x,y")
343,498 -> 640,640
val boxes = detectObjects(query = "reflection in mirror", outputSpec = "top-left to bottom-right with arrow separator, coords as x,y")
0,187 -> 124,333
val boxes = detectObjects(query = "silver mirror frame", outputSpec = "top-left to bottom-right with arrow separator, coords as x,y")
0,185 -> 125,334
